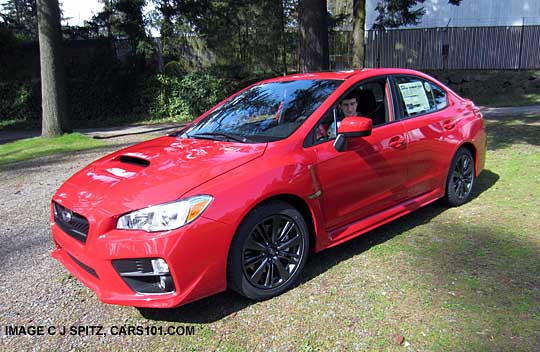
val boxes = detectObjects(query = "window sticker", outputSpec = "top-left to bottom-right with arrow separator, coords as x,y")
398,81 -> 431,115
424,81 -> 431,92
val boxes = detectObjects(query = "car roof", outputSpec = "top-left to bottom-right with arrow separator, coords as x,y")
263,68 -> 428,83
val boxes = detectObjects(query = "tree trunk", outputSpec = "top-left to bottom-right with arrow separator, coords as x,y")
278,0 -> 287,75
37,0 -> 69,137
352,0 -> 366,68
299,0 -> 329,72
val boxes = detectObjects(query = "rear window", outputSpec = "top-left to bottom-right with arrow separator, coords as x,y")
395,76 -> 448,118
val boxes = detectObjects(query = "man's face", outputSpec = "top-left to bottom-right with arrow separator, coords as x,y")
339,98 -> 358,117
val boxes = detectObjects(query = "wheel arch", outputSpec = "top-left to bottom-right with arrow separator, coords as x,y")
225,193 -> 316,297
237,194 -> 317,252
458,141 -> 479,176
263,194 -> 316,251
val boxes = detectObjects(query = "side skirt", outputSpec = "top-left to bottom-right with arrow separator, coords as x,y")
323,188 -> 444,250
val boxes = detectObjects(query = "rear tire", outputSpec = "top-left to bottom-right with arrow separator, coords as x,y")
227,201 -> 310,300
443,148 -> 475,206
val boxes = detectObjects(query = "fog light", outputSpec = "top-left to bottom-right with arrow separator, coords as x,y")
158,275 -> 174,291
151,258 -> 169,274
112,258 -> 175,294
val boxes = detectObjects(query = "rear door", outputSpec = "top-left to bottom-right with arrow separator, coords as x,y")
392,75 -> 454,198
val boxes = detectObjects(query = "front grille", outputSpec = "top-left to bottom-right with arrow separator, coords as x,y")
68,253 -> 99,279
53,202 -> 89,243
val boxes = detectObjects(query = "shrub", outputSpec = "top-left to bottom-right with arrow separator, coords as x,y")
0,70 -> 252,129
0,81 -> 40,123
141,72 -> 229,120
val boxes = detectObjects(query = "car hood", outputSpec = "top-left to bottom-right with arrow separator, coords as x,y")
54,136 -> 267,215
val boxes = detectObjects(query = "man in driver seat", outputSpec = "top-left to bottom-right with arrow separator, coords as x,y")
323,91 -> 359,139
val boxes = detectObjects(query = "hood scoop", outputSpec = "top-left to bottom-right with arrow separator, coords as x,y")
118,155 -> 151,167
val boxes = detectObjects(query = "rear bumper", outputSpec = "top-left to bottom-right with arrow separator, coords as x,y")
475,125 -> 487,176
51,214 -> 234,308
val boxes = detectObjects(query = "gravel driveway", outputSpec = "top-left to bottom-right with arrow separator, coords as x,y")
0,133 -> 182,351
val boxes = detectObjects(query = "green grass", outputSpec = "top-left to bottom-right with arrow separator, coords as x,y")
122,113 -> 540,351
475,91 -> 540,107
6,113 -> 538,351
0,132 -> 106,166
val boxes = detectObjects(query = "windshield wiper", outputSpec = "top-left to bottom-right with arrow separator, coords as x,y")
188,132 -> 253,143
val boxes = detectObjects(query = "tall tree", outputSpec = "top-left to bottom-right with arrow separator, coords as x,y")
37,0 -> 69,136
373,0 -> 463,29
190,0 -> 286,75
278,0 -> 287,75
298,0 -> 328,72
351,0 -> 365,67
1,0 -> 38,40
113,0 -> 148,48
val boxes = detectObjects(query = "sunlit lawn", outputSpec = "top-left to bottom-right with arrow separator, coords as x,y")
0,133 -> 105,167
117,115 -> 540,351
4,115 -> 538,351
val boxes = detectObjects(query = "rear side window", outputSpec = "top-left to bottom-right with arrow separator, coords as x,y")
431,83 -> 448,110
395,76 -> 448,118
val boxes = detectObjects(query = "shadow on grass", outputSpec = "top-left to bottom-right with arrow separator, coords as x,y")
138,170 -> 499,324
410,221 -> 540,349
485,115 -> 540,150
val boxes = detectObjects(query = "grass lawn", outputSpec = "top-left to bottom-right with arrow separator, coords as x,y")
0,133 -> 105,167
119,114 -> 539,351
4,114 -> 537,350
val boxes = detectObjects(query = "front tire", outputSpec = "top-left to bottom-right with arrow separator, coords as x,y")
443,147 -> 475,206
227,201 -> 310,300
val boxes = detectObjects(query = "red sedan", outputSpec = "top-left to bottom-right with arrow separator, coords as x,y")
51,68 -> 486,308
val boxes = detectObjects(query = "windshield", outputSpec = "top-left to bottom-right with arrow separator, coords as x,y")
180,79 -> 342,142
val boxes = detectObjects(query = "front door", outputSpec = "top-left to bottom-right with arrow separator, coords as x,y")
308,77 -> 409,232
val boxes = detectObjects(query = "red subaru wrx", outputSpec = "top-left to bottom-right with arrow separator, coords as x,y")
51,69 -> 486,308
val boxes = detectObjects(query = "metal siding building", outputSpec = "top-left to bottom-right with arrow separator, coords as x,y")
365,0 -> 540,29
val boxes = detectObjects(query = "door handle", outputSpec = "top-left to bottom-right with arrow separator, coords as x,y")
443,120 -> 456,130
389,135 -> 406,149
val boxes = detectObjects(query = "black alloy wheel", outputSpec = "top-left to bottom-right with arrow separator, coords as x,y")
444,148 -> 475,206
242,214 -> 304,289
228,201 -> 310,300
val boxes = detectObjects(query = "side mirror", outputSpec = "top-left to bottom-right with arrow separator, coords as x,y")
337,116 -> 372,138
333,116 -> 372,152
333,134 -> 346,152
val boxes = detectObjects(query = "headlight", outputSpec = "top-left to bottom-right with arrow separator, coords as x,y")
116,195 -> 213,232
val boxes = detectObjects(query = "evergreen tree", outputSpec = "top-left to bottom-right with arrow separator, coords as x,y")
373,0 -> 463,29
1,0 -> 38,40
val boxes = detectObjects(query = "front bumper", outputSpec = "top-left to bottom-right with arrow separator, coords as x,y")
51,205 -> 234,308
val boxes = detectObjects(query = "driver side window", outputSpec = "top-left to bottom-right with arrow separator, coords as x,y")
312,77 -> 391,144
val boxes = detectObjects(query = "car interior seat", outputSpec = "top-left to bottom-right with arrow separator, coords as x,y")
357,89 -> 385,126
